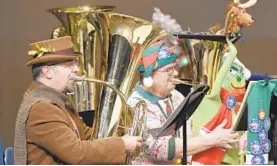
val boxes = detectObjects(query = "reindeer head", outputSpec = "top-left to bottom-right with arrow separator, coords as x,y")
225,0 -> 257,33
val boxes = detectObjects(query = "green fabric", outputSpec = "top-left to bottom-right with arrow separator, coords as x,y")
246,80 -> 276,153
135,83 -> 175,119
191,39 -> 240,164
168,137 -> 176,160
157,55 -> 177,69
144,64 -> 155,77
134,84 -> 165,104
142,44 -> 161,58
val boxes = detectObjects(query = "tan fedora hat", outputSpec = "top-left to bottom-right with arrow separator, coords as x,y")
25,36 -> 81,66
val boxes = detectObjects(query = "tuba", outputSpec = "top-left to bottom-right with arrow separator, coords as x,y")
170,30 -> 227,91
48,5 -> 115,113
48,6 -> 167,139
187,38 -> 225,90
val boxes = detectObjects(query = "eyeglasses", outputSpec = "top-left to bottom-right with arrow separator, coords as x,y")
155,65 -> 179,75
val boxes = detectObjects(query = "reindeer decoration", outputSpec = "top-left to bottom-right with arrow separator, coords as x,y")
191,1 -> 258,165
207,0 -> 257,90
211,0 -> 256,38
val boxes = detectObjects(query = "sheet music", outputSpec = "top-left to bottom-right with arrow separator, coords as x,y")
232,81 -> 257,131
148,85 -> 209,138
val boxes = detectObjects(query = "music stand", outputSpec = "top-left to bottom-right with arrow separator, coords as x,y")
173,32 -> 240,43
148,84 -> 209,165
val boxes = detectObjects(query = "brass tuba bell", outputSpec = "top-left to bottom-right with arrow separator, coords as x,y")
185,38 -> 225,90
48,6 -> 167,140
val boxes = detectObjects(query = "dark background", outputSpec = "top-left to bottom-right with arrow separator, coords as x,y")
1,0 -> 277,148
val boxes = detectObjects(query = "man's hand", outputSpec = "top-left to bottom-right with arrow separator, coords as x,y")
207,119 -> 239,149
121,135 -> 143,153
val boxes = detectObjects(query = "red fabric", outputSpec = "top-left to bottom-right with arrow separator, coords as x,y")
192,87 -> 245,165
164,100 -> 172,117
143,52 -> 158,67
141,41 -> 163,67
204,88 -> 245,131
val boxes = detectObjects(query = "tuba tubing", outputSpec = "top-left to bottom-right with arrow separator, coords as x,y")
72,75 -> 148,164
72,75 -> 128,125
125,100 -> 147,165
73,75 -> 127,104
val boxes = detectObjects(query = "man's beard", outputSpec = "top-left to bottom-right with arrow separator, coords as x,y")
65,73 -> 76,93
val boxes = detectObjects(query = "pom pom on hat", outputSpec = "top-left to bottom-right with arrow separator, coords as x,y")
143,77 -> 154,87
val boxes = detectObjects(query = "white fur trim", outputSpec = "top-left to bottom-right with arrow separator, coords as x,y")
143,77 -> 153,87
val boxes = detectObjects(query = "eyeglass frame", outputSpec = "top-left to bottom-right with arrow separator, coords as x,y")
154,63 -> 179,76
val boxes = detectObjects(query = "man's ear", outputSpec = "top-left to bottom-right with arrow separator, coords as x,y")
41,66 -> 53,79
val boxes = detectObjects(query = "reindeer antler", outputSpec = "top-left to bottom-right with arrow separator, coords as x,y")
237,0 -> 257,8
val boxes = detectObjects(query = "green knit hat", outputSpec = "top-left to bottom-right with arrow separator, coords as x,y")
139,41 -> 178,87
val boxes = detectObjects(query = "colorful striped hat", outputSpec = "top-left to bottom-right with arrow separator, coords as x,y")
139,41 -> 178,87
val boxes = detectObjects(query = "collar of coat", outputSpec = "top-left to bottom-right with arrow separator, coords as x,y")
134,83 -> 172,104
24,81 -> 68,108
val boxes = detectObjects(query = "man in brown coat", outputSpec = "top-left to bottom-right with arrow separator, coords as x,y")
14,36 -> 143,165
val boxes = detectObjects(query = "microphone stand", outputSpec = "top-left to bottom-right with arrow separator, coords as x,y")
182,87 -> 195,165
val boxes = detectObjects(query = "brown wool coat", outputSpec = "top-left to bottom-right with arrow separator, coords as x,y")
14,82 -> 126,165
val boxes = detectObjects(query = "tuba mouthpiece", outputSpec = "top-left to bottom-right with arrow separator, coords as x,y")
172,78 -> 199,86
70,75 -> 84,81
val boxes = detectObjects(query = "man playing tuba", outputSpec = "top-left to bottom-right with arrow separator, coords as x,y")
14,36 -> 143,165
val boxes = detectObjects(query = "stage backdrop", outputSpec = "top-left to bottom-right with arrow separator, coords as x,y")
0,0 -> 276,148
